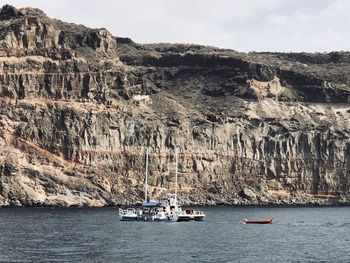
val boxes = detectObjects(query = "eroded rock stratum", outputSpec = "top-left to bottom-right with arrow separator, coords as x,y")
1,5 -> 350,206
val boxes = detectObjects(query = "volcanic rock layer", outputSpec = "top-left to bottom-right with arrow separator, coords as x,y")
0,5 -> 350,206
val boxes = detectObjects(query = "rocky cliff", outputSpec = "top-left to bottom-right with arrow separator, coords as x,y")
1,5 -> 350,206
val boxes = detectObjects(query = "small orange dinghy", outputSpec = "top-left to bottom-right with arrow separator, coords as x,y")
242,218 -> 273,224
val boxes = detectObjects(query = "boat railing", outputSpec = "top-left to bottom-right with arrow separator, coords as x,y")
118,208 -> 125,216
182,209 -> 204,215
119,208 -> 138,216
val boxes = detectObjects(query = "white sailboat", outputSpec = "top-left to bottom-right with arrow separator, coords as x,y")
119,148 -> 205,222
119,148 -> 150,221
141,148 -> 168,221
168,149 -> 206,222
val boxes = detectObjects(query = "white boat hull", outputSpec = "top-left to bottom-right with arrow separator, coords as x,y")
177,214 -> 205,222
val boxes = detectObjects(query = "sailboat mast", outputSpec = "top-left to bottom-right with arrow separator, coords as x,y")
144,148 -> 149,203
175,148 -> 178,205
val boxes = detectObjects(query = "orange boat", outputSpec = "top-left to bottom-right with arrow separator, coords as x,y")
242,218 -> 273,224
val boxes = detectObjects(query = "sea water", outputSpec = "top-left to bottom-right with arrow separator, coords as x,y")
0,206 -> 349,262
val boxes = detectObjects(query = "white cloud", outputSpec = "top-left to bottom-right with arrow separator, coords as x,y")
3,0 -> 349,52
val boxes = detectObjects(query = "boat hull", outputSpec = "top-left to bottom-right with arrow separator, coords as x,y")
120,216 -> 140,221
176,215 -> 205,222
242,218 -> 273,224
177,216 -> 192,222
193,216 -> 205,221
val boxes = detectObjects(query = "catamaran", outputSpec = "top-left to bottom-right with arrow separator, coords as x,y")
119,148 -> 206,222
167,150 -> 206,222
138,148 -> 169,221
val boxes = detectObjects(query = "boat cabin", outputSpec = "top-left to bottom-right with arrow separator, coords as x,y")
142,201 -> 167,221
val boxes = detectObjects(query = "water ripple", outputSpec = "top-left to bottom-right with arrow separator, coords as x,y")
0,206 -> 349,262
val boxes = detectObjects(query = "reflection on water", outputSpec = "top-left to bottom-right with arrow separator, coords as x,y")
0,206 -> 349,262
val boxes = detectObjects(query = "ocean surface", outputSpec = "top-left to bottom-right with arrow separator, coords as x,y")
0,206 -> 349,262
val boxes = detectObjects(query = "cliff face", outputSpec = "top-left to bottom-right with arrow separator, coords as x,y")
1,5 -> 350,206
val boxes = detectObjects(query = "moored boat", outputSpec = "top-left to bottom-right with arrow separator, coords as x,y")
119,208 -> 142,221
175,209 -> 206,222
119,148 -> 151,221
242,218 -> 273,224
142,201 -> 168,221
119,148 -> 206,222
167,150 -> 206,222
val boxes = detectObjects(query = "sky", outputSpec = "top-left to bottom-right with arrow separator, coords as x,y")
3,0 -> 350,52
